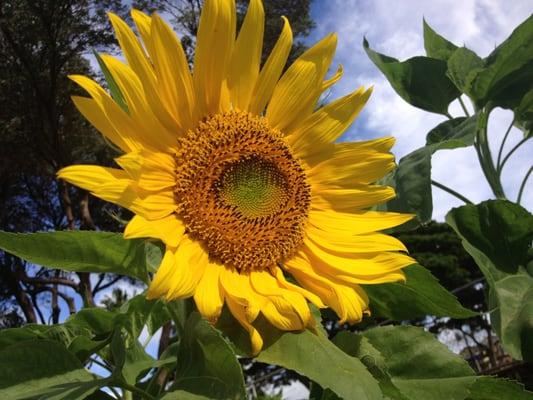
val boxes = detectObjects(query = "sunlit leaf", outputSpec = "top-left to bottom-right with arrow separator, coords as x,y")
364,264 -> 476,320
364,38 -> 460,115
423,19 -> 458,61
446,47 -> 483,94
217,312 -> 382,400
0,231 -> 156,283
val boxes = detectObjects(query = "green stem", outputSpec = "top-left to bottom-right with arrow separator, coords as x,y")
496,118 -> 515,171
107,386 -> 122,400
445,111 -> 453,120
119,382 -> 156,400
498,136 -> 530,175
517,166 -> 533,204
431,180 -> 473,204
475,108 -> 506,199
458,97 -> 470,117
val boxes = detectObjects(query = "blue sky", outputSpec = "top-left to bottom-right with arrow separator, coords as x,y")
307,0 -> 533,221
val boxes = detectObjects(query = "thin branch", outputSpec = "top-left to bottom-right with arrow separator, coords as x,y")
517,166 -> 533,204
93,276 -> 122,294
496,118 -> 514,169
498,136 -> 530,174
458,97 -> 470,117
431,180 -> 473,204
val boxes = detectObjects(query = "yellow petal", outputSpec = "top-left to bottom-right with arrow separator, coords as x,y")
306,227 -> 407,254
284,254 -> 368,324
322,64 -> 343,91
99,55 -> 176,151
108,12 -> 178,132
219,268 -> 263,321
124,214 -> 185,247
194,261 -> 224,323
116,150 -> 176,192
274,267 -> 325,308
226,296 -> 263,355
266,34 -> 337,133
249,270 -> 310,329
308,209 -> 414,235
228,0 -> 264,110
287,86 -> 373,160
131,10 -> 154,58
131,190 -> 177,220
151,14 -> 195,130
249,16 -> 293,115
146,248 -> 176,299
311,185 -> 396,212
308,149 -> 395,186
193,0 -> 236,117
69,75 -> 143,152
302,240 -> 410,285
166,237 -> 208,300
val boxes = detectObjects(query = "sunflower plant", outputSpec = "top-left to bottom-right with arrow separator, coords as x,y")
0,1 -> 531,399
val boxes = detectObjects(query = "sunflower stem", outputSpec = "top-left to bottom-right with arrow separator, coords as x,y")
498,136 -> 530,175
431,180 -> 473,204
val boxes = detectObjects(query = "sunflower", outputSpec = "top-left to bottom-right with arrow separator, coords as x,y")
58,0 -> 414,354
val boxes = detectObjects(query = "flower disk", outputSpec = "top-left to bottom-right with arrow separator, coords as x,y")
174,111 -> 311,271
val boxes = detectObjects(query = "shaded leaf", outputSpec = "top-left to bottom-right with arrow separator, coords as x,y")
380,115 -> 478,225
0,340 -> 99,399
175,313 -> 245,400
364,38 -> 460,115
446,200 -> 533,360
92,49 -> 129,113
466,377 -> 533,400
364,264 -> 476,320
0,231 -> 156,282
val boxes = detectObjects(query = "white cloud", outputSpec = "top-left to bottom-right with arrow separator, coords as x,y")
309,0 -> 533,220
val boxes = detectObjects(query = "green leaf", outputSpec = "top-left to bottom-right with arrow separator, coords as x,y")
378,147 -> 432,225
364,38 -> 460,115
217,312 -> 382,400
515,89 -> 533,138
380,115 -> 478,224
466,377 -> 533,400
116,295 -> 170,339
0,231 -> 157,282
446,47 -> 483,94
160,391 -> 211,400
333,327 -> 533,400
0,340 -> 98,399
426,116 -> 477,147
361,326 -> 476,400
174,312 -> 245,400
92,49 -> 129,113
446,200 -> 533,361
364,264 -> 476,320
423,19 -> 458,61
468,15 -> 533,108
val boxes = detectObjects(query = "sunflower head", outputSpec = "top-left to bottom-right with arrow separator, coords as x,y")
58,0 -> 414,355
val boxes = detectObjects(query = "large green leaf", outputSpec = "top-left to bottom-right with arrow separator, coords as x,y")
446,200 -> 533,361
423,19 -> 458,61
515,89 -> 533,138
174,312 -> 245,400
379,114 -> 477,225
160,391 -> 211,400
331,327 -> 533,400
0,340 -> 99,400
217,312 -> 382,400
364,38 -> 460,115
0,231 -> 158,282
364,264 -> 476,320
446,47 -> 483,94
467,14 -> 533,109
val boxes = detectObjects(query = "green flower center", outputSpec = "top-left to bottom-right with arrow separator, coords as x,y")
217,156 -> 289,219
